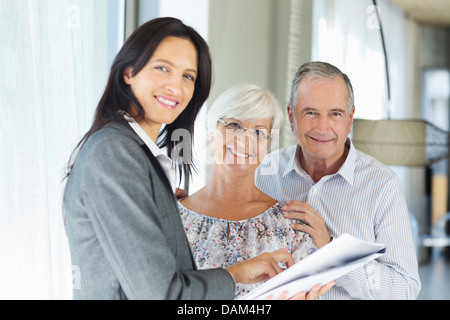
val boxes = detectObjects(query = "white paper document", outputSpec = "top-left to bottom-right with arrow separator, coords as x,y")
239,233 -> 386,300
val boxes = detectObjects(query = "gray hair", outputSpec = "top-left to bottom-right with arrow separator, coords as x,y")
207,83 -> 284,134
288,61 -> 355,112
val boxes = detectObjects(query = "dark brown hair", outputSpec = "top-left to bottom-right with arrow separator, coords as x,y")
65,17 -> 212,181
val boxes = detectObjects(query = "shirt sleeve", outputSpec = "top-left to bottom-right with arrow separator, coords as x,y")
333,178 -> 421,300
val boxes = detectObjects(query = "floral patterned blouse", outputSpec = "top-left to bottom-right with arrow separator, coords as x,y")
178,201 -> 317,299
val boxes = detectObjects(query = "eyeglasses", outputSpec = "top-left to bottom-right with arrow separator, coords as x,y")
217,118 -> 271,142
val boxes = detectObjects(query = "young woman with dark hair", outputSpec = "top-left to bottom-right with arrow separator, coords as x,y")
63,17 -> 294,300
66,17 -> 211,181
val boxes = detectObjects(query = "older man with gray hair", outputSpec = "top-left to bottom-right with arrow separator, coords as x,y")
255,61 -> 421,299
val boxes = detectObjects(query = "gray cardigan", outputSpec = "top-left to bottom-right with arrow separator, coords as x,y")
63,120 -> 235,299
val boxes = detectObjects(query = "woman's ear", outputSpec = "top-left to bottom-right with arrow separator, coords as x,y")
123,67 -> 134,85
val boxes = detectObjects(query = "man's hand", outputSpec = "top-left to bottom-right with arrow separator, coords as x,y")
270,281 -> 335,300
282,201 -> 332,248
225,248 -> 294,284
289,281 -> 335,300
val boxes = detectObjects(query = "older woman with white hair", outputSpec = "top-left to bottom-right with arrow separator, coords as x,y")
179,84 -> 334,299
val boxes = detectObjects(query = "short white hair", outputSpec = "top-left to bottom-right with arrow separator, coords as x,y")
289,61 -> 355,112
207,83 -> 283,134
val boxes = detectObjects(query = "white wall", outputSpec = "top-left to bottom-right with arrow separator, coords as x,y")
208,0 -> 289,103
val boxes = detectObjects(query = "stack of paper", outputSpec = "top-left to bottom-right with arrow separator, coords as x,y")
239,233 -> 386,300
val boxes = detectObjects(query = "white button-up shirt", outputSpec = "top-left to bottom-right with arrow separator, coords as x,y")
255,139 -> 421,299
125,115 -> 176,191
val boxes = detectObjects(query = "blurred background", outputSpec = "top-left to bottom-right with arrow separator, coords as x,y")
1,0 -> 449,299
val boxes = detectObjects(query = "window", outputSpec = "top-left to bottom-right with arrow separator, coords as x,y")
422,68 -> 450,228
0,0 -> 213,299
312,0 -> 406,120
0,0 -> 121,299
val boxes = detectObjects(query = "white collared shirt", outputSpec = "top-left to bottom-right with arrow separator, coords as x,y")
255,139 -> 421,299
124,115 -> 176,191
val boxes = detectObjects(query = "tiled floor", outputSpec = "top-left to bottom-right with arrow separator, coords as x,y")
417,254 -> 450,300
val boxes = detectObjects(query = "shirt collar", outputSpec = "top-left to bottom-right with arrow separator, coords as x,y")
122,114 -> 178,191
338,138 -> 356,185
286,138 -> 356,186
123,114 -> 167,159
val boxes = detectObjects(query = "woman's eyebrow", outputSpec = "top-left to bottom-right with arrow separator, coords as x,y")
224,118 -> 270,130
152,58 -> 198,75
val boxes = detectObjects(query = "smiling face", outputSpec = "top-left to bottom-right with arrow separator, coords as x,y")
212,117 -> 272,173
123,36 -> 198,141
288,76 -> 354,168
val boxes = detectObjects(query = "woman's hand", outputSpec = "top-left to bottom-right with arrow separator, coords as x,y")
174,188 -> 188,200
225,248 -> 294,284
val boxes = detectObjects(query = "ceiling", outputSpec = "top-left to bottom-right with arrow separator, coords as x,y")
392,0 -> 450,26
